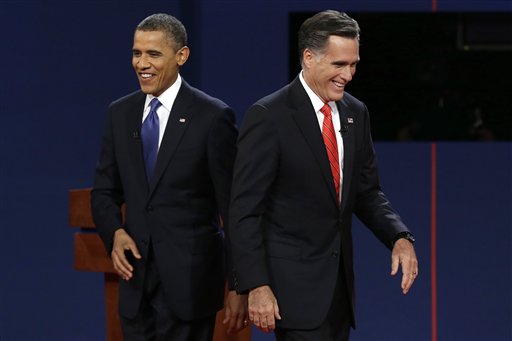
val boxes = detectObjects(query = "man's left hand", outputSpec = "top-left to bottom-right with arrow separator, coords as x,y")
222,290 -> 249,334
391,238 -> 418,294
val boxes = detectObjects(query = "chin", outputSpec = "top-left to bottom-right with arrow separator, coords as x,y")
139,86 -> 153,95
330,94 -> 344,102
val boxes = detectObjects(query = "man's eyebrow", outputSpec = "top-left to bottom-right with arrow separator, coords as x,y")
131,49 -> 162,54
331,60 -> 359,66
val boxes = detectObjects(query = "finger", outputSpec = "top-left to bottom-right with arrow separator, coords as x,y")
259,317 -> 269,333
114,259 -> 132,280
260,316 -> 268,329
111,252 -> 132,280
236,316 -> 248,333
224,319 -> 235,334
228,315 -> 241,334
222,306 -> 232,324
253,315 -> 260,327
404,270 -> 418,294
401,273 -> 411,293
390,253 -> 400,275
274,301 -> 282,320
128,243 -> 142,259
248,304 -> 257,324
401,271 -> 417,294
266,314 -> 276,331
117,249 -> 134,272
113,249 -> 134,278
400,259 -> 418,292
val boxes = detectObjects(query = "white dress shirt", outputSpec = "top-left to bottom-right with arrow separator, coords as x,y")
299,71 -> 344,197
142,74 -> 182,149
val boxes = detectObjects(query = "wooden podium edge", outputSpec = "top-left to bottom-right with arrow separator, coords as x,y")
69,188 -> 251,341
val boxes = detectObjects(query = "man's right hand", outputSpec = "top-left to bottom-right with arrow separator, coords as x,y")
248,285 -> 281,333
111,228 -> 141,280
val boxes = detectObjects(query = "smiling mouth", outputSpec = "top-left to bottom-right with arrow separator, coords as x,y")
140,73 -> 154,80
333,80 -> 345,89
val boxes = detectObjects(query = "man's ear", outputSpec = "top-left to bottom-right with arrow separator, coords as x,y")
302,48 -> 315,69
176,46 -> 190,66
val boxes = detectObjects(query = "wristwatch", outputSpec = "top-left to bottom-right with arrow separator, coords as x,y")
394,231 -> 415,245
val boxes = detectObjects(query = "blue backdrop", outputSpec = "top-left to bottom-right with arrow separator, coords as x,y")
0,1 -> 510,340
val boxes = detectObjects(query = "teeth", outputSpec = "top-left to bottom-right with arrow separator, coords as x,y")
141,73 -> 152,79
333,81 -> 344,88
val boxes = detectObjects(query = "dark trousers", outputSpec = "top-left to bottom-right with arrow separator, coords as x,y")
275,272 -> 352,341
120,247 -> 216,341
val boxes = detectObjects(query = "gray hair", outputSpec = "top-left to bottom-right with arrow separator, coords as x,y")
298,10 -> 360,66
136,13 -> 188,51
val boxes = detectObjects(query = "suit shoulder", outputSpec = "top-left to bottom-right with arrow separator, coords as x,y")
109,90 -> 144,110
111,90 -> 143,105
341,91 -> 367,114
244,84 -> 294,124
187,84 -> 231,111
252,84 -> 290,109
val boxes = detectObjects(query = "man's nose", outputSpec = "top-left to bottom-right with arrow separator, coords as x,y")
340,66 -> 353,82
136,55 -> 150,68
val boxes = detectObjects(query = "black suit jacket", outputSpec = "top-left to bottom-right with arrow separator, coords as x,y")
229,77 -> 408,329
92,80 -> 237,320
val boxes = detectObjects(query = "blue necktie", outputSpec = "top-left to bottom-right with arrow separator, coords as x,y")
141,98 -> 161,182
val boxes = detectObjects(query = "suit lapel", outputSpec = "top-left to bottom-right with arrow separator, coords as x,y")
148,81 -> 193,195
127,93 -> 148,190
288,78 -> 339,206
336,99 -> 356,214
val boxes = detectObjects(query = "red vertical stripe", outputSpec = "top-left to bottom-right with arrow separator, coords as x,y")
431,143 -> 438,341
432,0 -> 437,12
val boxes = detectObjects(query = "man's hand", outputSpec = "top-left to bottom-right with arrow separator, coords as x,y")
222,290 -> 249,334
391,238 -> 418,294
248,285 -> 281,333
111,228 -> 141,280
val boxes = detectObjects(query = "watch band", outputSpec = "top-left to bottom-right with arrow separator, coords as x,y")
394,231 -> 415,245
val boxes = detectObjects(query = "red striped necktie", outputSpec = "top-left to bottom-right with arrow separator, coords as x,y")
320,103 -> 340,202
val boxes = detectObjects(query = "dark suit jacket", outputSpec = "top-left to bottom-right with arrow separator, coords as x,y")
229,77 -> 409,329
91,80 -> 237,321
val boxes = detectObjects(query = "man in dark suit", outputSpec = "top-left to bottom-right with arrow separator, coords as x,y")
229,10 -> 418,341
92,13 -> 247,340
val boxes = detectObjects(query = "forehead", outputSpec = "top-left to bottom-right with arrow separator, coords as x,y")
133,30 -> 173,49
322,35 -> 359,60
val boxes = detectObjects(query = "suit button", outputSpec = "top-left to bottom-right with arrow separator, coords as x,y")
147,205 -> 153,212
331,250 -> 339,257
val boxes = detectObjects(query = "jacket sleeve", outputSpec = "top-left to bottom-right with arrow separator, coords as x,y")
228,104 -> 280,293
207,106 -> 238,289
91,106 -> 125,254
353,103 -> 409,250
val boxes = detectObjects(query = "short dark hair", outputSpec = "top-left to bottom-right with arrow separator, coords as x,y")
136,13 -> 187,51
298,10 -> 360,66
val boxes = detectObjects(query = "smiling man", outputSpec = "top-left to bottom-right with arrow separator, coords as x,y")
92,13 -> 247,340
229,10 -> 418,341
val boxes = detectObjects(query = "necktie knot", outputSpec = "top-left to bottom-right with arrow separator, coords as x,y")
320,103 -> 332,118
149,98 -> 162,113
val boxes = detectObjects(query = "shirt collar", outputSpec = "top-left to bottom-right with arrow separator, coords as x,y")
145,74 -> 182,111
299,71 -> 336,115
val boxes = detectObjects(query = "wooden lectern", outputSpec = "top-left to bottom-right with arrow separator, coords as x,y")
69,188 -> 251,341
